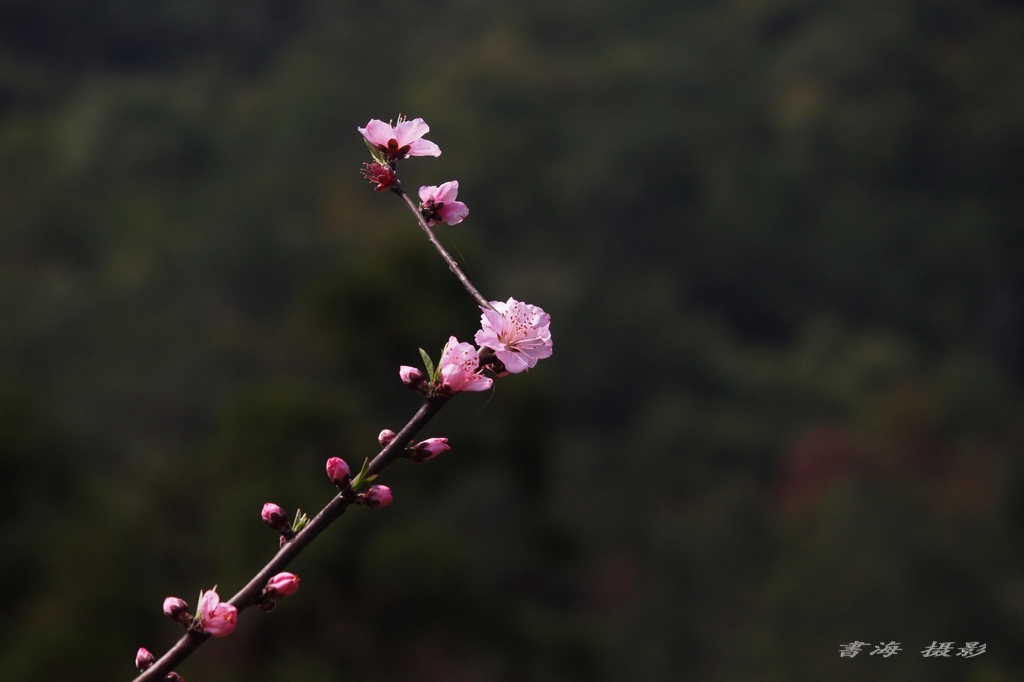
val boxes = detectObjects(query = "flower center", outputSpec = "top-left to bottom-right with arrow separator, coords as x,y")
380,138 -> 412,160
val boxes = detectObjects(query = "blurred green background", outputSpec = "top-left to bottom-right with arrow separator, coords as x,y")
2,0 -> 1024,680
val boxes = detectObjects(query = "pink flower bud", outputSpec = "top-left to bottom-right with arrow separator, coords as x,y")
379,429 -> 397,447
261,503 -> 288,530
360,484 -> 393,508
135,647 -> 155,672
399,365 -> 426,390
197,588 -> 237,637
166,673 -> 184,682
264,572 -> 301,598
408,437 -> 450,462
326,457 -> 351,486
163,596 -> 191,625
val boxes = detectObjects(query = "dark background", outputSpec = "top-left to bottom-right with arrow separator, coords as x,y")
2,1 -> 1024,680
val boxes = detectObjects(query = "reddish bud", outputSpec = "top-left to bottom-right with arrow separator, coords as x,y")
399,365 -> 426,390
165,674 -> 185,682
162,597 -> 191,625
264,572 -> 301,598
378,429 -> 397,447
135,647 -> 155,672
360,484 -> 393,508
326,457 -> 351,487
261,503 -> 288,530
408,437 -> 450,462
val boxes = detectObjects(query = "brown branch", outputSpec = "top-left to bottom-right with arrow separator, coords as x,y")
396,190 -> 495,312
133,397 -> 449,682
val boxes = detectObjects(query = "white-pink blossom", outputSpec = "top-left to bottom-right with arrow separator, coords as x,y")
358,117 -> 441,160
475,298 -> 553,373
438,336 -> 493,393
418,181 -> 469,226
197,588 -> 237,637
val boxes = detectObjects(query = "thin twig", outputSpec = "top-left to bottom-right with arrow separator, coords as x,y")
133,398 -> 448,682
396,191 -> 496,312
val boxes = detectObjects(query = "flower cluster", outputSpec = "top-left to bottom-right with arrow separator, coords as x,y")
399,297 -> 553,396
357,116 -> 468,226
132,116 -> 553,680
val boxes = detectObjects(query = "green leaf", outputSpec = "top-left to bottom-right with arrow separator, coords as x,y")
419,347 -> 436,382
292,510 -> 310,533
350,457 -> 372,491
364,139 -> 387,165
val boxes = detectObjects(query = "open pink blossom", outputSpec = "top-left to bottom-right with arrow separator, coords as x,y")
358,117 -> 441,161
438,336 -> 493,393
418,181 -> 469,226
197,588 -> 237,637
475,298 -> 553,373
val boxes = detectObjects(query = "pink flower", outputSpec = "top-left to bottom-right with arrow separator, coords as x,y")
264,572 -> 301,598
197,588 -> 237,637
361,484 -> 393,508
135,647 -> 155,672
475,298 -> 553,373
326,457 -> 351,486
409,437 -> 450,462
438,336 -> 493,393
418,181 -> 469,226
361,162 -> 398,192
359,117 -> 441,161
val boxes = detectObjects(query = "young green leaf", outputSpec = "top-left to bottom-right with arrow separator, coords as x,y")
419,347 -> 437,382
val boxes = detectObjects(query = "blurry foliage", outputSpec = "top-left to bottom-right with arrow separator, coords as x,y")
2,0 -> 1024,680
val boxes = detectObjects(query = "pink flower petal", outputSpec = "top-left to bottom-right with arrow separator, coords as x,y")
393,117 -> 430,145
407,138 -> 442,157
439,201 -> 469,225
358,119 -> 394,147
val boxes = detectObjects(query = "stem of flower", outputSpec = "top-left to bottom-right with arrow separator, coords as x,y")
132,397 -> 449,682
397,192 -> 496,312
